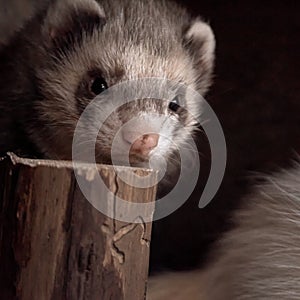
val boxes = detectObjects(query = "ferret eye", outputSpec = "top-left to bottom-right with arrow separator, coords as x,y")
168,96 -> 181,113
90,77 -> 108,95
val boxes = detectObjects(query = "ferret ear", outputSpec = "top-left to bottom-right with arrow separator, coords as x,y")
183,19 -> 216,94
42,0 -> 106,42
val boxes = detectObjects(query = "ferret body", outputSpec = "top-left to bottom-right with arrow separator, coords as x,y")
148,163 -> 300,299
0,0 -> 215,168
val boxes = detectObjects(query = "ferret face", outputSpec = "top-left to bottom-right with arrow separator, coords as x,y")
29,0 -> 215,169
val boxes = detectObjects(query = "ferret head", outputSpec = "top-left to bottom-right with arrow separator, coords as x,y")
27,0 -> 215,169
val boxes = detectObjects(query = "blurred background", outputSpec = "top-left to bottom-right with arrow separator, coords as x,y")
150,0 -> 300,272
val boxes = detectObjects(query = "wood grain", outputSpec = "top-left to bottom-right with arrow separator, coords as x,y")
0,153 -> 157,300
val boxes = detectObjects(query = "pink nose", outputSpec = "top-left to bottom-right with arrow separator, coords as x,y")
123,132 -> 159,156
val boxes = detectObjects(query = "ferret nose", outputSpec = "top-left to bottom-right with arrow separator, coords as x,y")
122,131 -> 159,156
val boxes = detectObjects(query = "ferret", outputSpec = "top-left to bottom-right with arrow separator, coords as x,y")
0,0 -> 215,169
147,162 -> 300,299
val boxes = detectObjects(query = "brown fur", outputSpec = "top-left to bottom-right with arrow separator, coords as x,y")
0,0 -> 49,46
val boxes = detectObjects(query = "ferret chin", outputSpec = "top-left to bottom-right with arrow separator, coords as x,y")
0,0 -> 215,171
147,162 -> 300,299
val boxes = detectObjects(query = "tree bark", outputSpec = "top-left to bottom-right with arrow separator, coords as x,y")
0,153 -> 157,300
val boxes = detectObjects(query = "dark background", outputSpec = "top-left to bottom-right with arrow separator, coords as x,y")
150,0 -> 300,272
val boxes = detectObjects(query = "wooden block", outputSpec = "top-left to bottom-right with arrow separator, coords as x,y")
0,153 -> 157,300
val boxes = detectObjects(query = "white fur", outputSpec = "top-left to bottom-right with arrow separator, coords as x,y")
185,19 -> 216,63
148,162 -> 300,299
